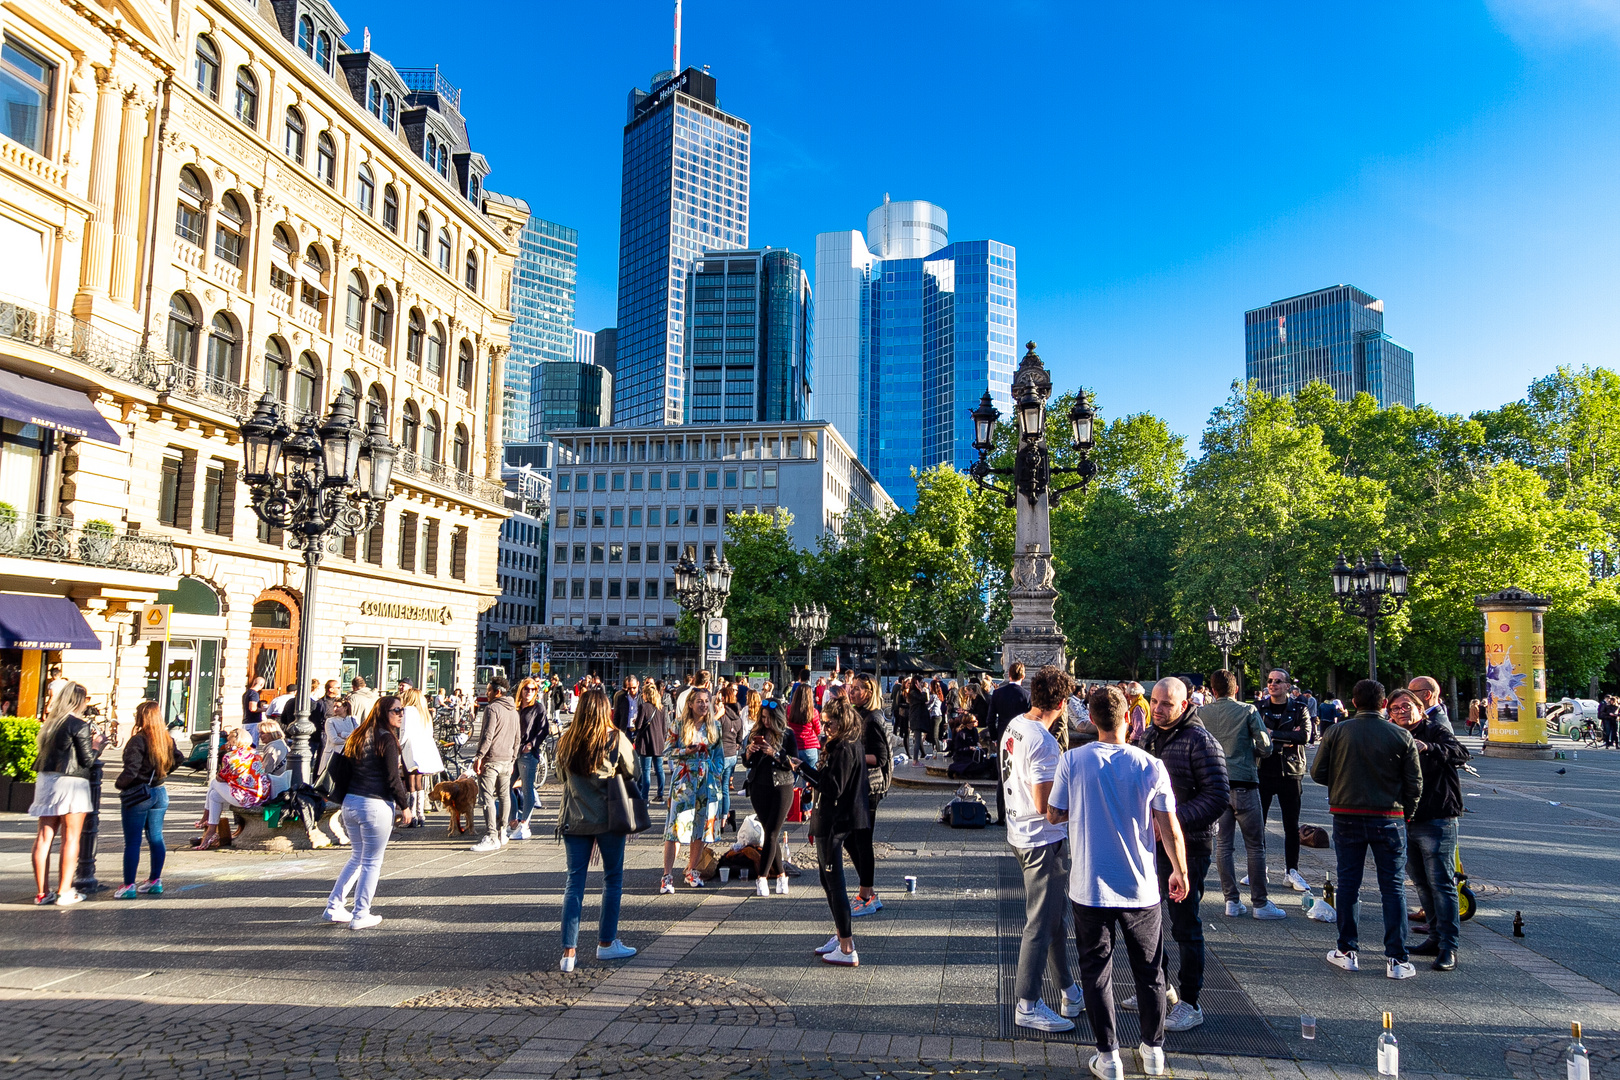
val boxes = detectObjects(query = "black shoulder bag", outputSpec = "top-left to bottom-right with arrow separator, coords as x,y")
605,741 -> 652,835
314,749 -> 353,803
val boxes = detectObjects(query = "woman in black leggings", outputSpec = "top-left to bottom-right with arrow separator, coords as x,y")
846,673 -> 890,917
798,697 -> 870,967
742,700 -> 799,897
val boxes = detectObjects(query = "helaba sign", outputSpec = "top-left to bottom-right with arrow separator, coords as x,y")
359,600 -> 453,624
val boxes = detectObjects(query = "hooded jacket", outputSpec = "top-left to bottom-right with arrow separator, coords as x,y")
476,694 -> 521,765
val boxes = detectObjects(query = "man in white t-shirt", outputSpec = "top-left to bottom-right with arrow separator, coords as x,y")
1048,684 -> 1189,1080
1001,665 -> 1085,1033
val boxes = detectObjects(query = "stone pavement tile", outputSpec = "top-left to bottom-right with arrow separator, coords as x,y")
708,1026 -> 748,1051
738,1026 -> 776,1050
886,1034 -> 922,1060
950,1036 -> 985,1060
1045,1043 -> 1082,1070
598,1019 -> 637,1043
1012,1040 -> 1047,1066
679,1024 -> 719,1048
917,1035 -> 953,1060
826,1031 -> 863,1055
482,1013 -> 541,1038
981,1040 -> 1018,1063
649,1021 -> 694,1046
797,1029 -> 834,1053
856,1033 -> 892,1057
766,1028 -> 802,1051
532,1013 -> 612,1041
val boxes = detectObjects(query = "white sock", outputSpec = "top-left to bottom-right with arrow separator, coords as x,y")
1019,998 -> 1039,1011
1064,983 -> 1082,999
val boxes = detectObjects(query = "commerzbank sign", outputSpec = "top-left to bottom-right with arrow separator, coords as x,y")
359,600 -> 453,624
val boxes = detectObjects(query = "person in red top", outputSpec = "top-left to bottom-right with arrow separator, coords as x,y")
786,683 -> 823,768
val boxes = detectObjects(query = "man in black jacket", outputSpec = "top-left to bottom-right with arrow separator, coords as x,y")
1139,677 -> 1230,1032
612,676 -> 641,735
1391,686 -> 1468,971
987,662 -> 1032,826
1256,670 -> 1311,893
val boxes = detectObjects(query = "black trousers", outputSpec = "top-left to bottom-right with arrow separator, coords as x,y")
1259,773 -> 1302,872
847,828 -> 875,890
817,832 -> 854,938
1603,718 -> 1618,748
1156,840 -> 1211,1008
748,780 -> 794,879
1072,901 -> 1166,1053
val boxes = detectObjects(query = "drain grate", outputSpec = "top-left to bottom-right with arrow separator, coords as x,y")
997,855 -> 1293,1058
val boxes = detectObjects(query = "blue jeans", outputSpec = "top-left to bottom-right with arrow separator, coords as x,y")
1407,817 -> 1460,950
720,755 -> 738,824
637,753 -> 666,801
120,785 -> 169,886
797,747 -> 820,769
328,795 -> 393,918
511,753 -> 542,825
562,832 -> 627,949
1332,815 -> 1409,961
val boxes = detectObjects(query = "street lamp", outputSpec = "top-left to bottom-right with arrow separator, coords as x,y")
1331,550 -> 1409,682
789,602 -> 829,675
1139,629 -> 1175,681
1205,606 -> 1244,672
875,620 -> 897,682
241,390 -> 395,787
1459,635 -> 1485,700
671,550 -> 732,685
969,342 -> 1100,673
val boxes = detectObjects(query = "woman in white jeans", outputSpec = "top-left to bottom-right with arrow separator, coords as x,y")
324,696 -> 413,928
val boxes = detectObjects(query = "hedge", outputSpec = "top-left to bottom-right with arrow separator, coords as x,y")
0,718 -> 41,781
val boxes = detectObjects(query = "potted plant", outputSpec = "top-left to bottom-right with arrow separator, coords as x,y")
0,501 -> 17,550
79,518 -> 116,564
0,717 -> 40,812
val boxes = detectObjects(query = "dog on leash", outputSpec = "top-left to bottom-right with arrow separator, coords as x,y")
428,775 -> 478,836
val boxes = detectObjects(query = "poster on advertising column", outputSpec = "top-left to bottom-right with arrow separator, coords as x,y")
1477,587 -> 1551,757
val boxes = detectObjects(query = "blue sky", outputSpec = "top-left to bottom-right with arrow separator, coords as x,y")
337,1 -> 1620,439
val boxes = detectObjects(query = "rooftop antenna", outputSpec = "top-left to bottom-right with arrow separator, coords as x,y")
673,0 -> 682,73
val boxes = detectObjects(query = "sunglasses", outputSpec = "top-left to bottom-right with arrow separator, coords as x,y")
1267,678 -> 1288,684
388,707 -> 405,715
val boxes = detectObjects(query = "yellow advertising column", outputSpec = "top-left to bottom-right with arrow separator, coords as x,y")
1476,587 -> 1552,760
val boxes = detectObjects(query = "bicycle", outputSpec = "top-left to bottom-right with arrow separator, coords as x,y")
433,705 -> 474,777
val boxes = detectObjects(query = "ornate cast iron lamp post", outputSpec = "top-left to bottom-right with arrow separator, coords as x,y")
1139,629 -> 1175,681
1330,551 -> 1409,682
1206,606 -> 1244,672
673,551 -> 733,685
789,601 -> 829,675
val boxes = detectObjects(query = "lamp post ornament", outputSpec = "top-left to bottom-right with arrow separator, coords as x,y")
789,602 -> 829,673
1205,606 -> 1244,672
672,550 -> 733,685
969,341 -> 1099,674
240,390 -> 397,788
1330,550 -> 1410,682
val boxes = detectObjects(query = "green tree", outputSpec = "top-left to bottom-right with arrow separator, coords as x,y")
716,508 -> 812,666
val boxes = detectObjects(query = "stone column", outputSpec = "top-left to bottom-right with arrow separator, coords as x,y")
109,89 -> 150,304
79,68 -> 122,297
999,345 -> 1070,675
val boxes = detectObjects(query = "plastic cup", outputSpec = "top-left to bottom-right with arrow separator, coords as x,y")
1301,1015 -> 1317,1040
905,876 -> 917,893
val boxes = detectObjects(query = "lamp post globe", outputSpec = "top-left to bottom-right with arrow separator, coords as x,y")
1331,550 -> 1411,681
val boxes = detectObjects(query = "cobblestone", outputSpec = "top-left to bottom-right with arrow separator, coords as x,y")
397,969 -> 613,1011
626,970 -> 793,1027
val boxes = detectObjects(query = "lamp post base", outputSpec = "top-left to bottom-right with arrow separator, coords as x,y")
1000,630 -> 1068,677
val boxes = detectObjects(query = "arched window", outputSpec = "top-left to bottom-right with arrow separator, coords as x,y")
464,250 -> 478,291
166,294 -> 198,367
382,185 -> 399,233
174,165 -> 207,246
315,132 -> 336,187
265,336 -> 288,399
423,410 -> 442,463
294,352 -> 321,413
456,340 -> 474,390
195,35 -> 220,100
406,309 -> 425,368
452,424 -> 470,472
467,173 -> 480,205
301,244 -> 328,315
213,192 -> 248,268
437,145 -> 449,177
234,66 -> 258,127
369,287 -> 393,347
367,80 -> 381,117
271,225 -> 296,296
415,211 -> 431,256
436,228 -> 451,271
252,598 -> 292,628
401,401 -> 420,453
425,132 -> 438,167
315,31 -> 332,73
341,370 -> 361,400
357,163 -> 375,216
426,322 -> 446,376
206,313 -> 239,383
366,383 -> 386,428
382,94 -> 396,130
345,270 -> 367,332
284,107 -> 305,164
297,15 -> 315,56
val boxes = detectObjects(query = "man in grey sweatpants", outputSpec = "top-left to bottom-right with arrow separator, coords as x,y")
471,677 -> 520,852
1197,669 -> 1285,920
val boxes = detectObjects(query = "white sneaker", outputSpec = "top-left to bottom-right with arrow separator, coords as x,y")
1286,868 -> 1310,892
1165,1001 -> 1205,1031
322,906 -> 353,923
756,878 -> 770,897
596,940 -> 637,960
1015,1000 -> 1075,1033
1088,1051 -> 1123,1080
775,876 -> 789,895
470,835 -> 501,853
559,954 -> 575,972
660,874 -> 675,895
349,912 -> 383,930
820,946 -> 859,966
1119,987 -> 1177,1012
1327,949 -> 1359,972
511,822 -> 532,841
813,936 -> 842,955
1137,1044 -> 1166,1077
1225,900 -> 1249,917
54,889 -> 85,907
1252,900 -> 1288,920
498,827 -> 509,847
1061,988 -> 1083,1018
1387,958 -> 1417,980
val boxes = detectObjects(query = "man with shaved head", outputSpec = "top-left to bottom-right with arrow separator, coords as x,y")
1407,677 -> 1450,731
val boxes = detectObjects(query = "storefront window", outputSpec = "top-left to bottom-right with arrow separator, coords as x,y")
427,648 -> 456,696
341,644 -> 380,690
386,646 -> 421,691
143,637 -> 221,734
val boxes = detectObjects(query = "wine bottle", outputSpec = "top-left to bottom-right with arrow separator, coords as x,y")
1324,874 -> 1335,908
1378,1012 -> 1399,1077
1567,1022 -> 1589,1080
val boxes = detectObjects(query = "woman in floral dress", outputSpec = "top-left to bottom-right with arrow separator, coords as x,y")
660,686 -> 725,892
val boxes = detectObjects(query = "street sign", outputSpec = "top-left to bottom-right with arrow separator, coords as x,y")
706,617 -> 729,663
137,604 -> 170,641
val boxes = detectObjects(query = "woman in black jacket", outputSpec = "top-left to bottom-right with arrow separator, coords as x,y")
114,700 -> 179,898
28,682 -> 102,905
742,697 -> 799,897
511,678 -> 551,838
634,680 -> 669,801
323,696 -> 413,928
846,673 -> 889,918
798,696 -> 870,966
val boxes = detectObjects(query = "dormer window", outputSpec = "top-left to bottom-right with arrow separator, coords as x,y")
436,145 -> 448,177
425,133 -> 438,168
368,80 -> 381,117
382,94 -> 395,130
468,173 -> 480,206
297,16 -> 314,56
315,31 -> 332,73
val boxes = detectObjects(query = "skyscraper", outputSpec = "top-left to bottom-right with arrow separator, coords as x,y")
530,362 -> 612,437
1244,285 -> 1415,407
573,328 -> 595,365
507,215 -> 579,442
614,67 -> 750,427
594,327 -> 618,379
814,198 -> 1017,508
683,248 -> 811,423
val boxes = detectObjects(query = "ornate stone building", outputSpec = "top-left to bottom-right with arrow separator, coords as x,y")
0,0 -> 524,734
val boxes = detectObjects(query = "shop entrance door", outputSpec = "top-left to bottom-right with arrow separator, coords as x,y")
249,592 -> 299,692
144,638 -> 222,735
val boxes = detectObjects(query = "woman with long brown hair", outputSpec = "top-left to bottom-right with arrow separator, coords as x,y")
785,683 -> 822,769
634,679 -> 669,801
659,685 -> 725,893
29,681 -> 102,905
114,700 -> 179,898
323,695 -> 413,928
555,687 -> 638,971
743,693 -> 799,896
397,685 -> 444,827
799,695 -> 871,966
510,677 -> 550,839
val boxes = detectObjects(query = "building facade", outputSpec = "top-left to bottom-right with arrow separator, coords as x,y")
1244,284 -> 1416,408
593,326 -> 617,378
0,0 -> 521,733
814,197 -> 1017,508
476,465 -> 549,671
510,420 -> 889,683
572,327 -> 594,365
682,248 -> 811,424
530,361 -> 611,437
614,68 -> 749,427
505,214 -> 579,443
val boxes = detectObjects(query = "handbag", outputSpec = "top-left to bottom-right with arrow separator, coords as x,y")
120,768 -> 156,810
314,749 -> 352,802
604,742 -> 652,835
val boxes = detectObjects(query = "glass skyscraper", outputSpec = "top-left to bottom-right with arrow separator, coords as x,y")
507,216 -> 579,443
682,248 -> 811,424
530,361 -> 612,437
1244,284 -> 1415,407
815,199 -> 1017,508
615,67 -> 750,427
